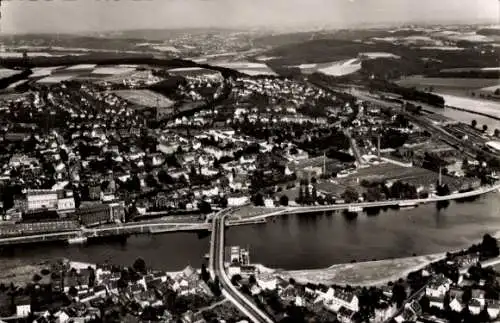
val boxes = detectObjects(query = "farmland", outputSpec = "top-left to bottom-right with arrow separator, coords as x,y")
113,89 -> 175,108
396,76 -> 498,91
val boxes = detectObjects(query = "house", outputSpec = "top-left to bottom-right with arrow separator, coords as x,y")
320,288 -> 359,312
264,198 -> 275,208
449,297 -> 463,312
256,276 -> 277,291
228,195 -> 249,206
468,299 -> 482,315
425,274 -> 451,297
429,296 -> 445,310
54,310 -> 70,323
395,301 -> 421,323
472,289 -> 486,306
337,306 -> 355,323
16,301 -> 31,318
487,300 -> 500,319
332,289 -> 359,312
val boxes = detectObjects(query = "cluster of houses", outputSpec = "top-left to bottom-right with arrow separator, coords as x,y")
10,261 -> 217,323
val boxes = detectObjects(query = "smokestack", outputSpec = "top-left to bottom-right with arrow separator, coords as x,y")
439,166 -> 442,186
377,135 -> 381,158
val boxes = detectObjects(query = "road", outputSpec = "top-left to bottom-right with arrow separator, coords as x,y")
344,129 -> 366,167
209,209 -> 274,323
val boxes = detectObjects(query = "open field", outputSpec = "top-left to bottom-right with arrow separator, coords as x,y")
113,89 -> 175,108
396,76 -> 498,91
91,66 -> 136,75
262,253 -> 445,286
0,260 -> 47,286
37,74 -> 75,84
318,58 -> 362,76
0,68 -> 22,79
228,206 -> 286,220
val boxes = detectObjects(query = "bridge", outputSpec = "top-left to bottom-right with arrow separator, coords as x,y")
209,209 -> 274,323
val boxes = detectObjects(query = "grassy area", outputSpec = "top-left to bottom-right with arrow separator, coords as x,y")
229,206 -> 285,220
113,89 -> 175,108
266,253 -> 445,287
0,261 -> 47,287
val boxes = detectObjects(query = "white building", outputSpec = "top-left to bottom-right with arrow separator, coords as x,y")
27,189 -> 59,210
425,275 -> 452,298
16,303 -> 31,318
228,196 -> 249,206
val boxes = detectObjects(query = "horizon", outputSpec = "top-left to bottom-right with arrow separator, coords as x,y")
1,0 -> 498,35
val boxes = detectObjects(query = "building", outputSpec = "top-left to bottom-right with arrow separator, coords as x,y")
16,302 -> 31,318
76,202 -> 124,227
26,189 -> 59,211
26,189 -> 75,212
227,195 -> 249,206
425,274 -> 452,298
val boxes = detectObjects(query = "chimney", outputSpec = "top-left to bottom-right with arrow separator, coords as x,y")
377,135 -> 381,158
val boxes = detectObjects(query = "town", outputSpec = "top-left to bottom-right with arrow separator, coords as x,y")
0,59 -> 498,245
0,9 -> 499,322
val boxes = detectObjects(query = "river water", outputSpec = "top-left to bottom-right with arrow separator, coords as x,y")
2,193 -> 500,272
425,92 -> 500,132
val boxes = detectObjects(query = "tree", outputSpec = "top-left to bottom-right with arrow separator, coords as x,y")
483,124 -> 488,133
419,295 -> 430,312
392,283 -> 407,307
297,186 -> 304,205
495,129 -> 500,138
200,264 -> 210,282
480,234 -> 499,259
279,195 -> 289,206
198,200 -> 212,214
59,149 -> 68,162
252,193 -> 264,206
145,174 -> 158,188
68,286 -> 78,298
462,286 -> 472,305
471,119 -> 477,128
312,185 -> 318,202
342,187 -> 359,203
133,258 -> 147,274
495,88 -> 500,96
158,169 -> 173,184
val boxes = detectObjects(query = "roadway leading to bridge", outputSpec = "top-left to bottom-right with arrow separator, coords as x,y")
209,209 -> 274,323
245,183 -> 500,220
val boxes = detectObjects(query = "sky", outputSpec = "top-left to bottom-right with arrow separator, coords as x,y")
1,0 -> 498,34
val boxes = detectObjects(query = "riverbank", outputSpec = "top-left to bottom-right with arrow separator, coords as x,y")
256,230 -> 500,287
255,253 -> 446,287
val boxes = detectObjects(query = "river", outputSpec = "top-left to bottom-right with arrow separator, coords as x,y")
425,92 -> 500,131
2,193 -> 500,272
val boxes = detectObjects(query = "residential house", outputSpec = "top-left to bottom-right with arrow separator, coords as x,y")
16,300 -> 31,318
487,300 -> 500,319
469,299 -> 482,315
425,274 -> 452,298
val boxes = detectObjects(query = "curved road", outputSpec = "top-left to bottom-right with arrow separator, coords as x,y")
209,209 -> 274,323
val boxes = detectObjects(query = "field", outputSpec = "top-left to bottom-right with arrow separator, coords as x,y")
318,58 -> 362,76
113,89 -> 175,108
264,253 -> 445,286
211,61 -> 277,76
29,66 -> 64,78
396,76 -> 498,90
37,74 -> 75,84
0,68 -> 21,79
91,66 -> 136,75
